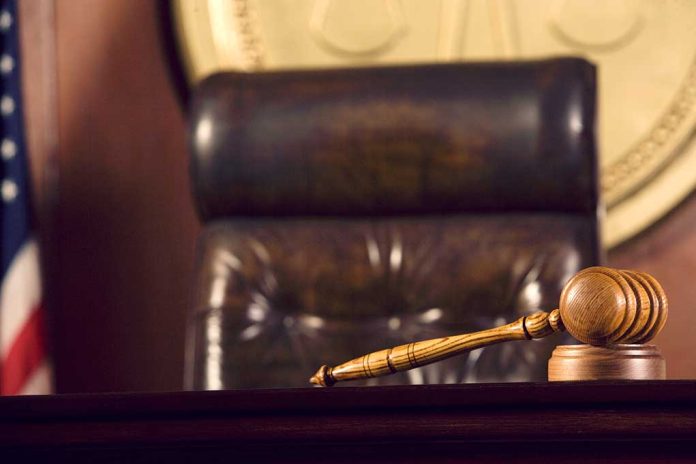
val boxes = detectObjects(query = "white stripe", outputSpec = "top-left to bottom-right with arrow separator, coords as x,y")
0,240 -> 42,356
18,360 -> 52,395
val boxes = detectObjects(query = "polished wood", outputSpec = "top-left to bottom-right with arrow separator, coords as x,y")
47,0 -> 200,392
18,0 -> 201,394
0,382 -> 695,462
559,267 -> 668,345
311,266 -> 668,386
549,344 -> 666,381
310,310 -> 563,387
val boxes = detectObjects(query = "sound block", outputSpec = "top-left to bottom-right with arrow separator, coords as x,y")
548,344 -> 666,381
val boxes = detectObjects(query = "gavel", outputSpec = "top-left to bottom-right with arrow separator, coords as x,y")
310,266 -> 668,386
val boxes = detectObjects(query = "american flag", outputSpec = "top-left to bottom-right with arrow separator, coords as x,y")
0,0 -> 51,395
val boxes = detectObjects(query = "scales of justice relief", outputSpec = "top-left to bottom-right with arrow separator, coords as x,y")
311,266 -> 668,386
173,0 -> 696,251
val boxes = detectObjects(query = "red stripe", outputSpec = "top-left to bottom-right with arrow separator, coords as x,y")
1,305 -> 47,395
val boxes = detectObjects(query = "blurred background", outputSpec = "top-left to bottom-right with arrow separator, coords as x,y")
14,0 -> 696,393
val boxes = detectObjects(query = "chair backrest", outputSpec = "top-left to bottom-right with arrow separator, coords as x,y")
186,58 -> 600,389
190,58 -> 598,219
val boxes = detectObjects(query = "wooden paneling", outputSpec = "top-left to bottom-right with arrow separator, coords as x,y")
609,193 -> 696,380
48,0 -> 199,392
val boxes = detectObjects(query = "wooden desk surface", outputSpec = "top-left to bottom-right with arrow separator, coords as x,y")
1,381 -> 695,463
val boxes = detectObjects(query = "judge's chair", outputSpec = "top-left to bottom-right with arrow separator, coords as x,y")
185,58 -> 600,389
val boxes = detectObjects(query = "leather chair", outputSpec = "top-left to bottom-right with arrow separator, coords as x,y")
185,58 -> 600,389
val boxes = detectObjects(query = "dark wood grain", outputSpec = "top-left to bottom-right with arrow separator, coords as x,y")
1,382 -> 695,462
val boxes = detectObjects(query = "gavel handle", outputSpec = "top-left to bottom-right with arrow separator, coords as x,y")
310,309 -> 564,386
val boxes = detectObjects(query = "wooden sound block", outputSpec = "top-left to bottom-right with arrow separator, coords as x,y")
548,344 -> 666,381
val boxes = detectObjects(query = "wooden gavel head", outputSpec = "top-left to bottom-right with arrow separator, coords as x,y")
559,267 -> 668,346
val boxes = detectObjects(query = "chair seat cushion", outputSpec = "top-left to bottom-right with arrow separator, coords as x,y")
188,214 -> 598,388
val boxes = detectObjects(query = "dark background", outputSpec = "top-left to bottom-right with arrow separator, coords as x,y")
19,0 -> 696,392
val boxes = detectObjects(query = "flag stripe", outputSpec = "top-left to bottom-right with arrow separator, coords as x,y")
19,360 -> 51,395
1,305 -> 45,395
0,239 -> 41,355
